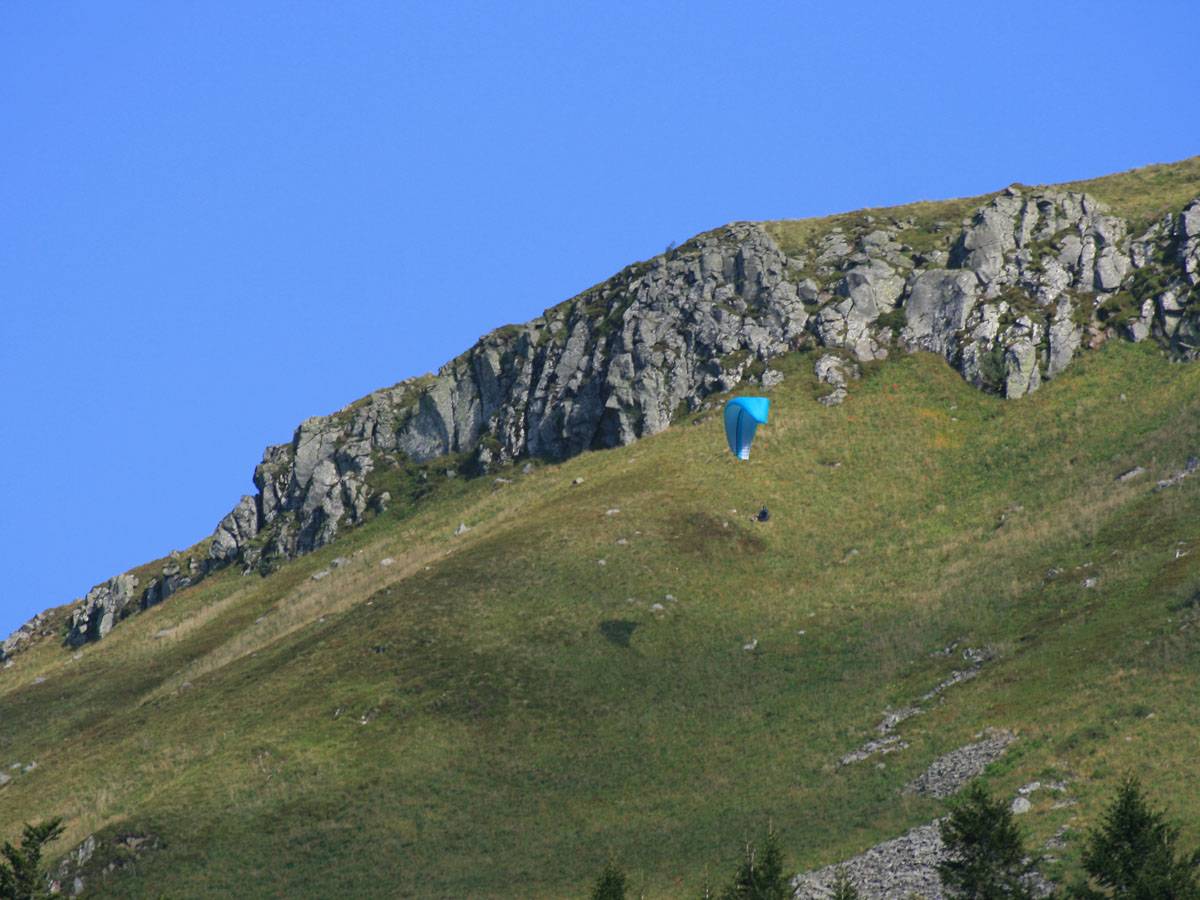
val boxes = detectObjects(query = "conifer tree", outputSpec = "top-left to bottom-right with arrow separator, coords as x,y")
722,825 -> 790,900
937,782 -> 1036,899
0,818 -> 65,900
1072,776 -> 1200,899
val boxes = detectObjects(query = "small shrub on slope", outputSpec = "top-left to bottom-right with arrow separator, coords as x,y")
830,866 -> 861,900
591,860 -> 628,900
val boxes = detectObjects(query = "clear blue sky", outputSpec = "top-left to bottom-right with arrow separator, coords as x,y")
2,2 -> 1197,637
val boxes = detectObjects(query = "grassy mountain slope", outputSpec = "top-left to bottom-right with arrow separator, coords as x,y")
765,154 -> 1200,257
3,337 -> 1200,896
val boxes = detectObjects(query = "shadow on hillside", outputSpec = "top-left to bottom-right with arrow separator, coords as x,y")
599,619 -> 637,647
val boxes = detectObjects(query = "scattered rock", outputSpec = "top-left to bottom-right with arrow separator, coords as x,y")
814,354 -> 861,406
572,477 -> 585,486
311,569 -> 331,581
792,821 -> 946,899
1156,456 -> 1200,491
919,667 -> 982,701
904,730 -> 1015,799
0,612 -> 55,663
379,557 -> 395,567
743,638 -> 759,652
52,830 -> 161,897
794,812 -> 1054,899
649,603 -> 665,613
760,368 -> 785,388
605,508 -> 621,516
522,462 -> 535,475
1082,577 -> 1099,589
877,707 -> 923,734
331,556 -> 350,568
843,649 -> 994,766
1011,796 -> 1033,814
32,676 -> 46,685
839,736 -> 910,767
454,523 -> 470,536
1116,466 -> 1146,482
1045,824 -> 1072,851
0,773 -> 10,787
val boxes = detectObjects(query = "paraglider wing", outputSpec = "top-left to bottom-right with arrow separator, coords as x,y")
723,397 -> 770,460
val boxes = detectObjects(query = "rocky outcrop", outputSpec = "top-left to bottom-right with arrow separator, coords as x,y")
205,223 -> 812,569
1,612 -> 55,664
64,574 -> 140,647
814,354 -> 860,407
24,183 -> 1200,652
56,554 -> 201,652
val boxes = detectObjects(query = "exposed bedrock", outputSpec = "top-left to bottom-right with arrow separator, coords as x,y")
19,189 -> 1200,651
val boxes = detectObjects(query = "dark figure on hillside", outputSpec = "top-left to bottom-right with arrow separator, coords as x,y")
756,506 -> 770,522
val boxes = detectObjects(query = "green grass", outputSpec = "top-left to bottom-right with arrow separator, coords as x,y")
764,154 -> 1200,259
1057,155 -> 1200,232
4,340 -> 1200,897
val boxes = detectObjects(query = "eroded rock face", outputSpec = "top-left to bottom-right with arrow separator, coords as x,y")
65,574 -> 140,647
34,184 -> 1200,650
213,186 -> 1192,581
214,223 -> 813,568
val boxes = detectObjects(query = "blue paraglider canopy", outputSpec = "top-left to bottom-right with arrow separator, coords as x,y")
724,397 -> 770,460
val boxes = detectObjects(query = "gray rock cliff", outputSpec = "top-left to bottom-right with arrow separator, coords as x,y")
11,185 -> 1199,654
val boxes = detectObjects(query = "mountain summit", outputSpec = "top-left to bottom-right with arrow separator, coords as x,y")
3,156 -> 1200,898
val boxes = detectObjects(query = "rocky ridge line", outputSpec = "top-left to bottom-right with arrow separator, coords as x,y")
7,188 -> 1200,656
